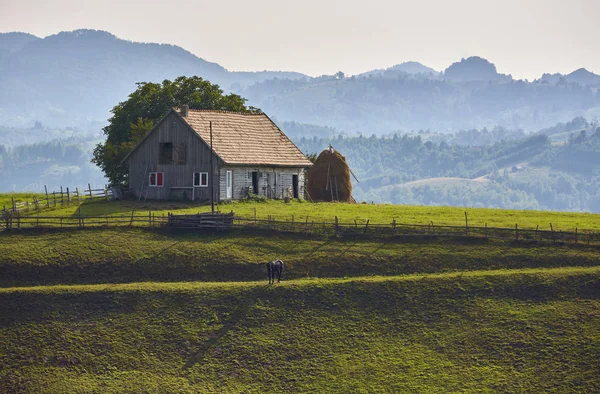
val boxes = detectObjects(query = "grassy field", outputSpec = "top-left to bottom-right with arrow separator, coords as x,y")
2,228 -> 600,287
28,198 -> 600,231
2,198 -> 600,392
0,193 -> 45,210
1,267 -> 598,393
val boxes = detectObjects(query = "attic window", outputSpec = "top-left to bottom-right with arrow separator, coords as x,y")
159,143 -> 173,164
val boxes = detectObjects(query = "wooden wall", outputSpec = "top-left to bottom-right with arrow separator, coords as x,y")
219,166 -> 306,201
127,111 -> 220,201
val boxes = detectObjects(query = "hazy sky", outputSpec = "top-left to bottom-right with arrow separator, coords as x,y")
1,0 -> 599,79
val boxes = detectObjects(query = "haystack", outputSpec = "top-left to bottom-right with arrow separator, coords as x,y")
307,148 -> 354,202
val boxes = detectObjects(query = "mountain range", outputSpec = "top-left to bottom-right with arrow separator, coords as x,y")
1,29 -> 600,133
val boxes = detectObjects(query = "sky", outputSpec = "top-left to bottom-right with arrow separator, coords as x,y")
1,0 -> 599,80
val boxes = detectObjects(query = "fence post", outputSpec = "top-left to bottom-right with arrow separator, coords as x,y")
53,191 -> 57,206
363,219 -> 370,235
392,219 -> 396,236
44,185 -> 50,208
149,211 -> 152,227
515,223 -> 518,241
60,186 -> 64,206
535,225 -> 539,241
76,188 -> 80,202
464,212 -> 468,236
11,197 -> 16,215
104,188 -> 109,200
78,206 -> 82,227
575,228 -> 578,244
335,216 -> 339,237
88,183 -> 93,200
66,187 -> 70,203
34,197 -> 39,212
130,210 -> 135,226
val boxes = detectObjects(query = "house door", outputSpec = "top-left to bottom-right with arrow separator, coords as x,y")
226,170 -> 232,199
252,171 -> 259,195
292,174 -> 299,198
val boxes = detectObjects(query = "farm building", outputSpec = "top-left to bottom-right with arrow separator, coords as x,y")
122,106 -> 312,201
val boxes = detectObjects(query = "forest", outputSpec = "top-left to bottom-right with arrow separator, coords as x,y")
296,117 -> 600,212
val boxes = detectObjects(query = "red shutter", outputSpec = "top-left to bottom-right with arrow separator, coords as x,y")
201,173 -> 208,186
157,172 -> 163,186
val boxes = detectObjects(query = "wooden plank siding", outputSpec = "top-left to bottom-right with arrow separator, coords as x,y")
219,167 -> 305,201
127,111 -> 220,201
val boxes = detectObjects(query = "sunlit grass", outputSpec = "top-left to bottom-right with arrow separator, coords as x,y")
1,267 -> 598,392
41,198 -> 600,231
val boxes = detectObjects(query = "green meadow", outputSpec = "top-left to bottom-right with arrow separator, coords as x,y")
1,267 -> 598,393
29,198 -> 600,231
1,199 -> 600,392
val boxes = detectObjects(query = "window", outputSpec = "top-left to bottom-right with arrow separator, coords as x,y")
149,172 -> 164,187
159,143 -> 173,164
193,172 -> 208,187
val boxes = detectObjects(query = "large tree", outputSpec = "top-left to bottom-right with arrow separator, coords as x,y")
92,76 -> 250,186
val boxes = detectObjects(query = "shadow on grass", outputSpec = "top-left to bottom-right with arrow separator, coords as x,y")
183,288 -> 263,370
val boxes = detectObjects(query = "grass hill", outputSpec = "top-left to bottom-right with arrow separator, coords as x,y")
35,199 -> 600,231
1,267 -> 598,393
1,200 -> 599,392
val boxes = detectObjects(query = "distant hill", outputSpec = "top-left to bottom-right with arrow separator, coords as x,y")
0,32 -> 40,52
357,61 -> 439,77
444,56 -> 511,82
0,29 -> 599,134
0,29 -> 308,126
539,68 -> 600,87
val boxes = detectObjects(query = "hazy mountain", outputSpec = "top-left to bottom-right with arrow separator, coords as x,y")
0,32 -> 40,53
1,29 -> 599,135
357,61 -> 439,78
444,56 -> 511,82
539,68 -> 600,87
0,29 -> 308,126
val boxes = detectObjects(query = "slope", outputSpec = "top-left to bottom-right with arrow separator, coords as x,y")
1,267 -> 598,393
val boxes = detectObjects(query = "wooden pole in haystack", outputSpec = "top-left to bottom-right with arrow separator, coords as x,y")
44,185 -> 50,208
210,121 -> 215,214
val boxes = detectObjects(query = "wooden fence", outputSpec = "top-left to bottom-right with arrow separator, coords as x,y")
3,184 -> 112,216
1,210 -> 598,246
168,212 -> 235,230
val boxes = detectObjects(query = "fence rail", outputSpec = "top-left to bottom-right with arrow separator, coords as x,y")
3,184 -> 112,216
1,210 -> 598,246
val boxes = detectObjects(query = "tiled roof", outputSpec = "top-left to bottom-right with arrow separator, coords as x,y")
178,109 -> 312,167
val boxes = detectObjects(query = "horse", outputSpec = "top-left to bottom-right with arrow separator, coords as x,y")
267,260 -> 284,284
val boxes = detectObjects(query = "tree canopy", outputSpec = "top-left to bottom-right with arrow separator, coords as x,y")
92,76 -> 249,186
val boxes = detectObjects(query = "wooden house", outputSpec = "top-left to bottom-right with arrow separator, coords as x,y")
122,106 -> 313,201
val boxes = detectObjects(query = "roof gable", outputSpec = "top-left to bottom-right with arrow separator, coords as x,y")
178,109 -> 312,167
